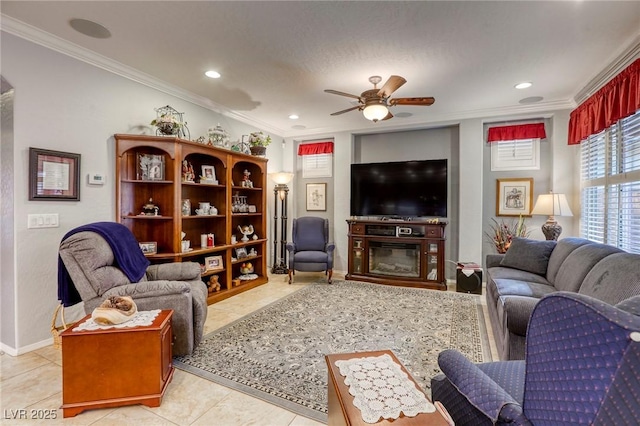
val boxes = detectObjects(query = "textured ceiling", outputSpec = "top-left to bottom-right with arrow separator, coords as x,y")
2,1 -> 640,137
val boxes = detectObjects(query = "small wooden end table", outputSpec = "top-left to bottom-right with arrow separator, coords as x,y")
325,350 -> 450,425
60,309 -> 174,418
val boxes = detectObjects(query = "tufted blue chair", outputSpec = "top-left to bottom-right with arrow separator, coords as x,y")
431,292 -> 640,425
286,216 -> 335,284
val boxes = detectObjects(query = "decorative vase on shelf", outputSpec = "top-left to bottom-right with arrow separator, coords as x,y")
249,146 -> 266,156
248,131 -> 271,157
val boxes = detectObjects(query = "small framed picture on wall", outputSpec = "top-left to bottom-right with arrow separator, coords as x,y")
29,148 -> 81,201
496,178 -> 533,216
306,183 -> 326,211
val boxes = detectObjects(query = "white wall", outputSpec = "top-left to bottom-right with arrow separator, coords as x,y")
0,33 -> 283,354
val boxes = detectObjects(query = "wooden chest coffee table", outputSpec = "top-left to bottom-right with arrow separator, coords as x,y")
325,350 -> 450,425
60,309 -> 174,418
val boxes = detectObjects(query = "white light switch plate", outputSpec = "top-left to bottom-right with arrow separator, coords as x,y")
28,213 -> 59,229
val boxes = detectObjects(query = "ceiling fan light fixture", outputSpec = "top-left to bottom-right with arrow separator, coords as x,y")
363,104 -> 388,122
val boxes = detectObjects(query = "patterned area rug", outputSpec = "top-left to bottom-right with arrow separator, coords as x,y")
173,280 -> 491,423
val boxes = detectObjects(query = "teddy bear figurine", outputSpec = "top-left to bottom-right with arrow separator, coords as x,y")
207,275 -> 221,293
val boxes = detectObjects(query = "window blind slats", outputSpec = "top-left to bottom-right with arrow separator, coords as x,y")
581,111 -> 640,254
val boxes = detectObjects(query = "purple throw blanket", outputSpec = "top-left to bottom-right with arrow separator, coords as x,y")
57,222 -> 150,307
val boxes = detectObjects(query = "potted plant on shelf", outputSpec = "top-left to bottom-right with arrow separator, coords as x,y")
248,131 -> 271,156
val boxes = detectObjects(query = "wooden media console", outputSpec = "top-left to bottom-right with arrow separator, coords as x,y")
346,219 -> 446,290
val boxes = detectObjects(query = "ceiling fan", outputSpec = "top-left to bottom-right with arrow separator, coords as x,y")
324,75 -> 435,122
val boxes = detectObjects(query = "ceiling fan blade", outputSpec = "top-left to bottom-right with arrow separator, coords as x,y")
324,89 -> 362,100
389,97 -> 435,106
381,111 -> 394,121
377,75 -> 407,98
330,105 -> 361,116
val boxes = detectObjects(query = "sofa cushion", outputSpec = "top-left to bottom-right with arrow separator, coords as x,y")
545,237 -> 593,284
579,253 -> 640,305
499,238 -> 556,275
553,244 -> 623,292
493,279 -> 557,299
486,266 -> 552,285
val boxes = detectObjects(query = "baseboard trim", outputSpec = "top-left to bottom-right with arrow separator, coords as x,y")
1,337 -> 54,356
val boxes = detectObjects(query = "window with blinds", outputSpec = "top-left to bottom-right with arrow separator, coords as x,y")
302,153 -> 333,178
490,138 -> 540,171
580,112 -> 640,253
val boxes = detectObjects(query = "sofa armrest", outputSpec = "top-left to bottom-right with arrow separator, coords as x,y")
103,280 -> 192,299
145,262 -> 201,281
486,254 -> 506,268
438,350 -> 528,424
502,296 -> 540,336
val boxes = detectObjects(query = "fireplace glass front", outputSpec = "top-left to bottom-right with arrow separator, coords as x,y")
368,241 -> 420,278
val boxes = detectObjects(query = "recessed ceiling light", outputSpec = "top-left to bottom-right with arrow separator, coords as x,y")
515,82 -> 532,89
69,18 -> 111,39
289,114 -> 299,120
205,70 -> 221,79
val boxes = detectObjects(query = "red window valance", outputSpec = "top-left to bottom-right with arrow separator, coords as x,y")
298,141 -> 334,156
487,123 -> 546,142
568,58 -> 640,145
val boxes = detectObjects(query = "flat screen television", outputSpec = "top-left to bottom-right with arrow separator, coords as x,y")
350,159 -> 448,218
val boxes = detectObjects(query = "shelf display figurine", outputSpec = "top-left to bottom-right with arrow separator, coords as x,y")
208,123 -> 230,148
238,224 -> 254,242
241,169 -> 253,188
142,198 -> 159,216
207,275 -> 221,293
182,160 -> 195,182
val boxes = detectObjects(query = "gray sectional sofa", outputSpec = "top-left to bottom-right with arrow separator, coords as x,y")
486,236 -> 640,360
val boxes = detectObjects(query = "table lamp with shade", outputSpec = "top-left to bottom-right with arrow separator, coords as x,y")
531,192 -> 573,240
270,172 -> 294,274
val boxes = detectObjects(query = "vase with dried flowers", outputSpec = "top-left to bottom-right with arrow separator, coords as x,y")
485,215 -> 530,253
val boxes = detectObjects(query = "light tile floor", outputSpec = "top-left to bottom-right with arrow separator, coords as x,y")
0,272 -> 497,425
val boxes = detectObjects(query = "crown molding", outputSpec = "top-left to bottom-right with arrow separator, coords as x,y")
574,34 -> 640,105
1,15 -> 286,136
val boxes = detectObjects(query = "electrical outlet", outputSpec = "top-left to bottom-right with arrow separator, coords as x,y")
27,214 -> 59,229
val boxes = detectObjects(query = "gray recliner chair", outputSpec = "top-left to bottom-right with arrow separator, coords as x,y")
58,222 -> 208,356
286,216 -> 335,284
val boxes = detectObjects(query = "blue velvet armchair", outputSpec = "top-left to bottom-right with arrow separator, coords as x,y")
431,292 -> 640,425
286,216 -> 335,284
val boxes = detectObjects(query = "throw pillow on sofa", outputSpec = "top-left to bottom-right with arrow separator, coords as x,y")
500,237 -> 557,275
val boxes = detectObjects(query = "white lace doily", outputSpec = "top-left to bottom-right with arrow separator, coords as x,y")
335,353 -> 435,423
73,309 -> 162,332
